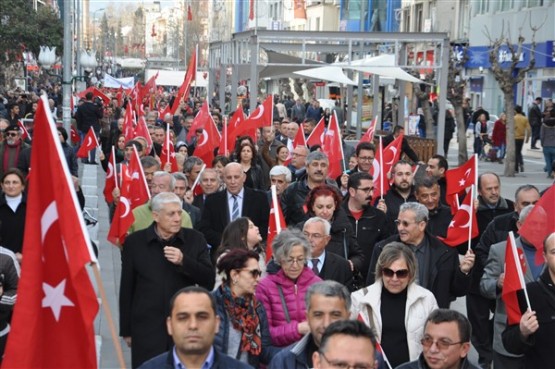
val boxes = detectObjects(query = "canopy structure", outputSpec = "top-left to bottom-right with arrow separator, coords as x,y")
293,66 -> 356,85
336,54 -> 423,84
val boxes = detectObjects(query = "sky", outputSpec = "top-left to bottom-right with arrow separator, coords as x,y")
88,0 -> 176,12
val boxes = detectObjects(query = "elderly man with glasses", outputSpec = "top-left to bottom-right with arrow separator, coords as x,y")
365,202 -> 475,309
0,125 -> 30,178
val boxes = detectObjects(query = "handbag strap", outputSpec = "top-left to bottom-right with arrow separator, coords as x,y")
277,285 -> 291,323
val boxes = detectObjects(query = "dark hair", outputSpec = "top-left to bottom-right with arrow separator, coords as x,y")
124,139 -> 143,152
85,92 -> 94,101
169,286 -> 217,315
430,154 -> 448,171
141,156 -> 160,170
393,125 -> 404,134
217,248 -> 260,283
514,105 -> 523,114
347,172 -> 373,190
236,141 -> 257,166
1,168 -> 26,186
319,320 -> 377,354
219,217 -> 250,253
234,135 -> 255,152
425,309 -> 472,343
477,172 -> 500,191
212,155 -> 230,168
392,159 -> 412,173
57,126 -> 68,142
514,184 -> 539,202
305,185 -> 342,216
414,176 -> 439,194
356,142 -> 376,157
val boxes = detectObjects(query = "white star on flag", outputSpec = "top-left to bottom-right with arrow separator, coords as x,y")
459,179 -> 465,186
42,280 -> 74,322
448,220 -> 455,228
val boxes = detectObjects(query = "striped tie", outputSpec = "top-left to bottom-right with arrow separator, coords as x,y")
311,259 -> 319,275
231,195 -> 239,221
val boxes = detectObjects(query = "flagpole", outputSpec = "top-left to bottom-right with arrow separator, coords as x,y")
223,115 -> 228,155
92,264 -> 127,369
467,185 -> 474,252
190,163 -> 206,193
112,145 -> 119,189
166,122 -> 171,168
334,110 -> 347,173
271,185 -> 281,232
379,136 -> 384,200
474,153 -> 478,189
508,231 -> 532,311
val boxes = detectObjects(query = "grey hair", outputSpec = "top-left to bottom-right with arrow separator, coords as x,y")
375,242 -> 418,285
305,280 -> 351,312
153,171 -> 176,191
172,172 -> 188,186
151,192 -> 181,212
303,217 -> 331,236
183,156 -> 204,174
272,228 -> 311,263
306,151 -> 329,165
141,156 -> 160,170
519,204 -> 534,223
200,168 -> 220,183
399,202 -> 429,222
269,165 -> 292,183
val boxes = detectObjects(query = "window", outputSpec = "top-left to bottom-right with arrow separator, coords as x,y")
415,3 -> 423,32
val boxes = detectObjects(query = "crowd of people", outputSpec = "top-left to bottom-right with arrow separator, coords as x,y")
0,85 -> 555,369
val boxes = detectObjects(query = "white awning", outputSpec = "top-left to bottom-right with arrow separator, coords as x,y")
293,66 -> 356,85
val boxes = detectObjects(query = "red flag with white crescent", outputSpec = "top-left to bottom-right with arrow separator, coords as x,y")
232,95 -> 273,138
372,134 -> 403,199
17,119 -> 31,141
103,146 -> 117,203
76,127 -> 99,158
160,123 -> 178,172
321,112 -> 344,179
438,186 -> 478,247
306,117 -> 326,147
502,232 -> 530,325
359,116 -> 378,144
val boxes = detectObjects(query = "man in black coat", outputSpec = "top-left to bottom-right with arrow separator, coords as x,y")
138,286 -> 252,369
303,217 -> 354,291
120,192 -> 215,368
382,125 -> 420,164
528,97 -> 543,149
414,176 -> 452,239
199,162 -> 269,255
379,160 -> 417,229
74,91 -> 103,163
366,202 -> 475,309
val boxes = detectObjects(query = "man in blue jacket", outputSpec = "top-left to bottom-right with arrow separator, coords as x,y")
139,286 -> 253,369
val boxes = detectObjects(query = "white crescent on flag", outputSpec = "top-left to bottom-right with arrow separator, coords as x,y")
41,201 -> 58,244
106,162 -> 114,179
120,197 -> 131,218
371,158 -> 380,179
250,105 -> 265,120
198,129 -> 209,147
454,204 -> 473,229
385,146 -> 398,165
85,136 -> 92,147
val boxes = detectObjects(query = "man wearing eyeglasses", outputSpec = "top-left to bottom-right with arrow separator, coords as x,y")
312,319 -> 378,369
366,202 -> 474,309
344,172 -> 390,281
397,309 -> 480,369
0,125 -> 30,178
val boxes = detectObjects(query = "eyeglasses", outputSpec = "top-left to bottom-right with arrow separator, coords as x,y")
241,268 -> 262,278
394,219 -> 425,227
421,336 -> 464,350
319,352 -> 374,369
283,257 -> 306,266
356,187 -> 373,194
6,132 -> 19,137
382,268 -> 410,279
357,157 -> 374,162
303,232 -> 325,240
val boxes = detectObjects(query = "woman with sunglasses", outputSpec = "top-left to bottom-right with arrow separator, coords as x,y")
213,248 -> 279,368
351,242 -> 438,368
255,229 -> 321,347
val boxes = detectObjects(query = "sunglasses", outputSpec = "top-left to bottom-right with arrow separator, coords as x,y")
421,336 -> 464,350
241,268 -> 262,278
382,268 -> 409,279
6,132 -> 19,137
394,219 -> 424,227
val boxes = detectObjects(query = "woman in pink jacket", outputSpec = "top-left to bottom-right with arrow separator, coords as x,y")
255,229 -> 321,347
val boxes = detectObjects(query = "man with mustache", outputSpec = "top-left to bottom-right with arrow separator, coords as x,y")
343,172 -> 390,281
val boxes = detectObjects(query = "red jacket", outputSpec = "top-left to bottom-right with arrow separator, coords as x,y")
492,119 -> 506,147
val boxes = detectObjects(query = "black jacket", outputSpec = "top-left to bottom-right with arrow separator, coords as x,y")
366,232 -> 472,308
120,224 -> 215,368
138,347 -> 254,369
0,193 -> 26,254
317,251 -> 356,291
426,204 -> 452,239
502,269 -> 555,368
75,101 -> 103,132
397,353 -> 481,369
342,201 -> 391,280
379,185 -> 417,229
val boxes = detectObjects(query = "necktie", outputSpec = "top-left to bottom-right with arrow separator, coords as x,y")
311,258 -> 319,275
231,195 -> 239,221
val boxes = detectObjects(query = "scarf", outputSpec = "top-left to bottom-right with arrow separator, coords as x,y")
220,284 -> 262,356
3,141 -> 21,173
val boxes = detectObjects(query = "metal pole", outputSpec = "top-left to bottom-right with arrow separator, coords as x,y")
436,38 -> 449,154
249,33 -> 258,113
76,0 -> 81,78
62,0 -> 73,138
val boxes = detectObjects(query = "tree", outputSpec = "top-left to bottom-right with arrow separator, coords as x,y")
412,76 -> 436,139
484,17 -> 542,177
447,46 -> 469,165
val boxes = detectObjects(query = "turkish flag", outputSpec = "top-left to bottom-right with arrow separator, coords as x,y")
116,86 -> 123,107
76,127 -> 99,158
70,126 -> 80,144
139,72 -> 158,104
306,117 -> 326,147
187,101 -> 211,142
127,146 -> 151,208
17,120 -> 31,141
134,115 -> 153,154
518,185 -> 555,265
267,187 -> 286,262
3,96 -> 99,368
249,0 -> 255,20
283,124 -> 307,166
160,123 -> 178,172
372,135 -> 403,199
220,108 -> 246,155
322,112 -> 344,179
502,232 -> 529,325
233,95 -> 273,138
103,146 -> 118,203
170,47 -> 197,116
446,154 -> 477,195
359,116 -> 378,144
122,102 -> 136,143
439,186 -> 478,247
193,111 -> 221,166
77,86 -> 110,105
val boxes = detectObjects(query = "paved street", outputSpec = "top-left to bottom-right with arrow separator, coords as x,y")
86,138 -> 553,368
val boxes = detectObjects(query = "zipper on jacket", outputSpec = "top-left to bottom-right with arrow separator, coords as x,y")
355,219 -> 359,237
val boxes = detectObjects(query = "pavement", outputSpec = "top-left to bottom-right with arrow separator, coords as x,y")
83,138 -> 552,368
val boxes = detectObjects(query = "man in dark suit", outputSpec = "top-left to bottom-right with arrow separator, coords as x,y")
199,162 -> 269,254
303,217 -> 354,291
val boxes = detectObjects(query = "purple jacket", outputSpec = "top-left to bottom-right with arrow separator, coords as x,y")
255,267 -> 321,347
